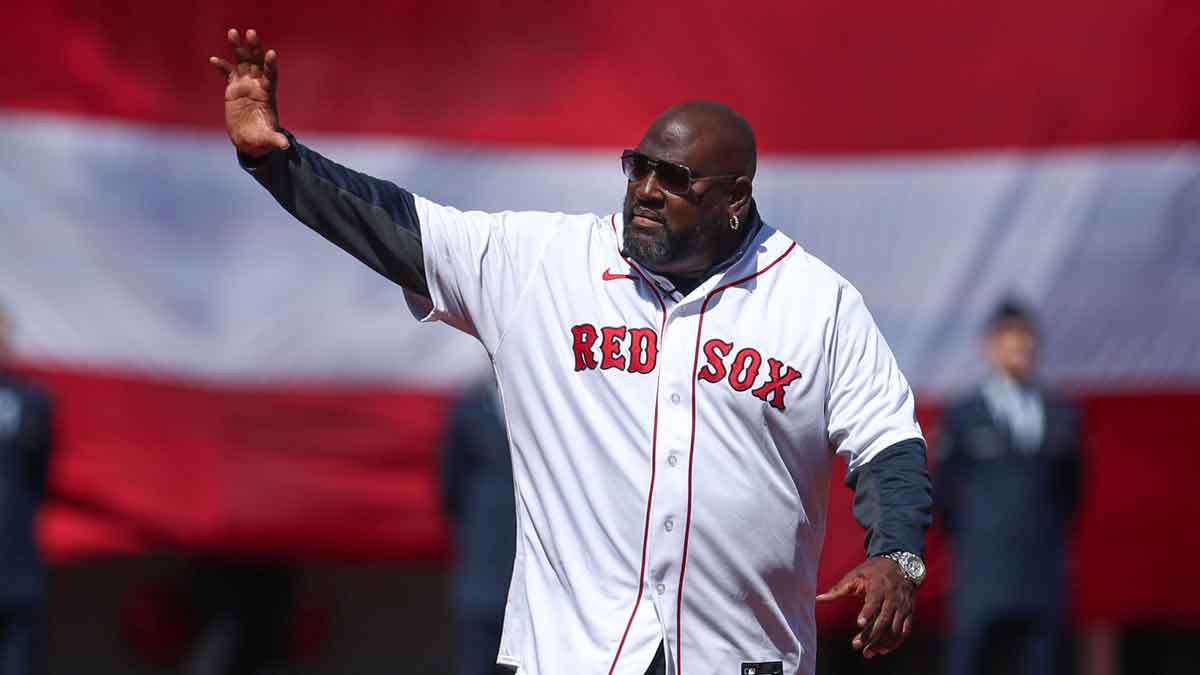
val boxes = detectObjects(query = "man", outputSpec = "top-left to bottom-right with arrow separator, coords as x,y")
935,300 -> 1083,675
210,28 -> 933,675
441,379 -> 516,675
0,307 -> 53,675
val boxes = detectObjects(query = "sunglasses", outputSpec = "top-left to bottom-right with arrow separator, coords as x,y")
621,149 -> 741,195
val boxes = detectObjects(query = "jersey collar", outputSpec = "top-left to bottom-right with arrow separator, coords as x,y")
620,208 -> 787,305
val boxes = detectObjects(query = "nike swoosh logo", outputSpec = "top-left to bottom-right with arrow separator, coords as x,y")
602,268 -> 635,281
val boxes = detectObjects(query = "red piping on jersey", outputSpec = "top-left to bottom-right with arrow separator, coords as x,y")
675,241 -> 797,675
607,214 -> 669,675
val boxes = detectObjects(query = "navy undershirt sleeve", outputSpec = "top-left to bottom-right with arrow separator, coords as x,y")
844,438 -> 933,557
238,131 -> 428,297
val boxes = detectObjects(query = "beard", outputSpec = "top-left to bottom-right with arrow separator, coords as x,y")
620,195 -> 723,272
621,219 -> 672,266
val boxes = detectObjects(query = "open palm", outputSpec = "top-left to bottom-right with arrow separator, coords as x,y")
210,28 -> 289,158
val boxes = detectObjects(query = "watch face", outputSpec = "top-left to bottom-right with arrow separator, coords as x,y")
906,557 -> 925,579
888,553 -> 924,583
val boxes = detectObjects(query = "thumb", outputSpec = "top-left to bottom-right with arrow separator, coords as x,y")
271,131 -> 290,150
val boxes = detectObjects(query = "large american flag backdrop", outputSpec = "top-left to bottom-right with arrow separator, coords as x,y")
2,0 -> 1198,627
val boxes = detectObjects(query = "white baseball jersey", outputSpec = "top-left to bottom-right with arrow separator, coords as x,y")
406,197 -> 922,675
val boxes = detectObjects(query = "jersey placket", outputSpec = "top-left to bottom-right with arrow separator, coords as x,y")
612,227 -> 774,673
601,251 -> 674,675
641,280 -> 724,671
647,240 -> 796,673
644,302 -> 694,629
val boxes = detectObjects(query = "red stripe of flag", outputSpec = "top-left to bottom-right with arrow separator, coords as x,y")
3,1 -> 1197,153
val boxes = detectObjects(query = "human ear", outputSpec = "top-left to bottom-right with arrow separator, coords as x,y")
728,176 -> 753,216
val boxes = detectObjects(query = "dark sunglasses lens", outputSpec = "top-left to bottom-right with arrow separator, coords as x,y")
655,162 -> 690,193
621,151 -> 690,193
621,152 -> 649,181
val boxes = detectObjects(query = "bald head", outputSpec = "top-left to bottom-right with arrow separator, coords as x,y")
642,101 -> 757,180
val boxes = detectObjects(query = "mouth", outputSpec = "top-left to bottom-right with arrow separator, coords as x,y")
631,208 -> 665,229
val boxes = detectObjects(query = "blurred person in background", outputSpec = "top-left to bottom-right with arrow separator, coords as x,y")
441,378 -> 516,675
182,559 -> 296,675
0,306 -> 53,675
935,299 -> 1083,675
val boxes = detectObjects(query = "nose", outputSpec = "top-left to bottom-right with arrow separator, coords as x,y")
633,169 -> 666,203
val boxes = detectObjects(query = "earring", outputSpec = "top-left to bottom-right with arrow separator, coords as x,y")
730,214 -> 740,231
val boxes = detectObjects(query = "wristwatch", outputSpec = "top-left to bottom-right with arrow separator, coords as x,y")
881,551 -> 926,587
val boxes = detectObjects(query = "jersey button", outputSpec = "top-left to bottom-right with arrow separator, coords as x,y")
664,518 -> 674,532
656,583 -> 666,595
667,454 -> 678,467
669,392 -> 681,404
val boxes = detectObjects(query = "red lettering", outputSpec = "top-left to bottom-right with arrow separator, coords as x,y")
600,326 -> 628,370
751,358 -> 803,411
727,348 -> 762,391
697,339 -> 734,383
627,328 -> 658,374
571,324 -> 598,371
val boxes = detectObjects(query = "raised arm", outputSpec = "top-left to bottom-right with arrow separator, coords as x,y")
209,29 -> 427,296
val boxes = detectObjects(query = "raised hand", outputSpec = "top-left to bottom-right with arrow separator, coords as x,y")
815,557 -> 916,659
209,29 -> 289,158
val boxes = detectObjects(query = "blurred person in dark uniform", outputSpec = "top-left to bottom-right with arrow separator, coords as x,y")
935,300 -> 1083,675
182,559 -> 295,675
0,307 -> 53,675
441,379 -> 515,675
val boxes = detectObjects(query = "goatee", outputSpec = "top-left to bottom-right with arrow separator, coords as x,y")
621,222 -> 672,266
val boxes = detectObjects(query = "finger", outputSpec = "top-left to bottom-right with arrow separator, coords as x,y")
850,584 -> 884,652
856,584 -> 883,630
245,28 -> 265,62
209,56 -> 234,75
869,614 -> 910,658
271,131 -> 290,150
815,575 -> 856,603
892,604 -> 909,636
265,49 -> 279,78
869,591 -> 913,658
865,592 -> 898,647
871,641 -> 896,658
811,581 -> 859,600
864,627 -> 897,658
864,611 -> 901,658
815,586 -> 845,603
228,29 -> 252,63
874,614 -> 914,656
